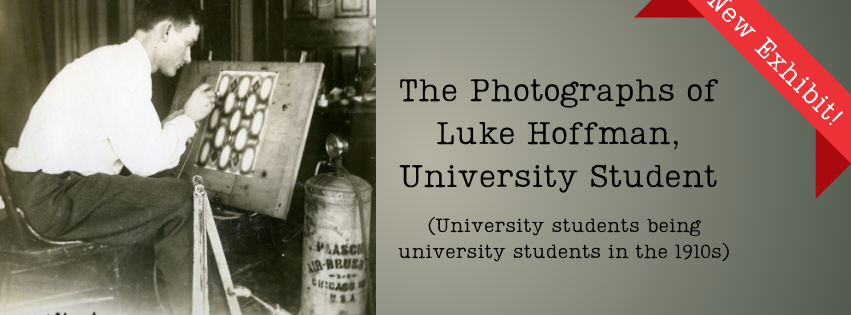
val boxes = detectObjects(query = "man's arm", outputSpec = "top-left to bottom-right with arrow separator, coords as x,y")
162,109 -> 185,127
102,83 -> 214,177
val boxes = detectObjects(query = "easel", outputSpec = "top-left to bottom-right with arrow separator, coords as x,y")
179,52 -> 319,315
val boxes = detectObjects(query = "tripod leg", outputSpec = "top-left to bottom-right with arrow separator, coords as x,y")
203,195 -> 242,315
192,188 -> 209,315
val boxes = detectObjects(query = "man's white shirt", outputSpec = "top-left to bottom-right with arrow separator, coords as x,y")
4,38 -> 196,177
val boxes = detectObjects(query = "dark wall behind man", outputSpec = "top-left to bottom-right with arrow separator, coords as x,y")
0,2 -> 49,149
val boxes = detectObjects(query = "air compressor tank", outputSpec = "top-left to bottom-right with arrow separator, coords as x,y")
301,171 -> 372,315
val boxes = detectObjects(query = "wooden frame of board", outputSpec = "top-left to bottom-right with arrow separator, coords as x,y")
168,61 -> 324,220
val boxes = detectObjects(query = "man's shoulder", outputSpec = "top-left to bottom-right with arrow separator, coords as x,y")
71,40 -> 146,69
76,42 -> 135,67
65,41 -> 149,84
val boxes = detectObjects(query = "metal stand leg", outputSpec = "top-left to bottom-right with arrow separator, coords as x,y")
192,180 -> 209,315
192,176 -> 242,315
203,191 -> 242,315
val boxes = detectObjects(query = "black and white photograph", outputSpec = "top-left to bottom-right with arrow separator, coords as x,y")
0,1 -> 376,314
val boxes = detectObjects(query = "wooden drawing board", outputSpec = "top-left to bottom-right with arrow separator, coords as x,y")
169,61 -> 323,220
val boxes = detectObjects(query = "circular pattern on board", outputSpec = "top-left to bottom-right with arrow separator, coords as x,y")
209,109 -> 220,130
214,126 -> 227,148
219,145 -> 232,169
260,78 -> 273,101
235,128 -> 248,151
238,76 -> 250,98
199,141 -> 211,164
217,76 -> 230,95
245,94 -> 257,116
241,148 -> 255,174
229,110 -> 242,132
197,72 -> 277,176
224,93 -> 236,114
251,112 -> 264,136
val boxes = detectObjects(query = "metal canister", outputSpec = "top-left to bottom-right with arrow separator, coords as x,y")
301,172 -> 372,315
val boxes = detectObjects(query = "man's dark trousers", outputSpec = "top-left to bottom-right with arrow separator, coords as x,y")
9,170 -> 225,314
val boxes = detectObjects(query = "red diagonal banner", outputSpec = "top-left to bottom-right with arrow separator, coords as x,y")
637,0 -> 850,197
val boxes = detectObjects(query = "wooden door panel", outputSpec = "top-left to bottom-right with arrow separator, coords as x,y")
283,19 -> 371,47
287,0 -> 362,19
281,0 -> 374,88
338,0 -> 368,17
287,0 -> 318,19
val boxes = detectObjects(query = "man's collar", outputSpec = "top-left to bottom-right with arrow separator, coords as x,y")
127,37 -> 153,75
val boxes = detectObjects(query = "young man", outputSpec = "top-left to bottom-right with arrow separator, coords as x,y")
4,1 -> 220,314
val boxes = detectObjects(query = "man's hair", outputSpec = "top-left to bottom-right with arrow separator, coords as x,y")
135,0 -> 205,32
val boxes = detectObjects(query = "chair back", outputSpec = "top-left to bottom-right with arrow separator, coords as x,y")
0,146 -> 27,251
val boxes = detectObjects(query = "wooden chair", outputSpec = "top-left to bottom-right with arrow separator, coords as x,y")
0,150 -> 124,314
